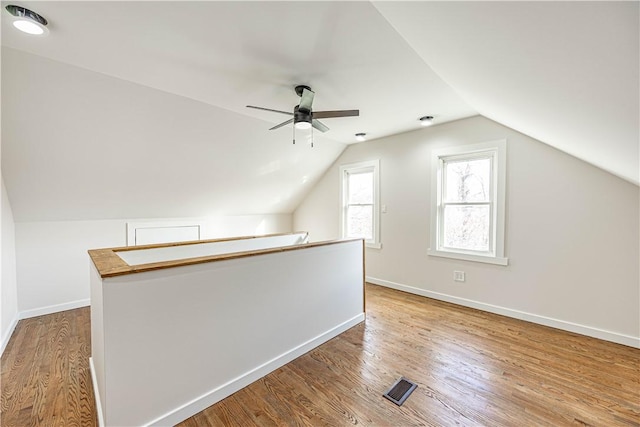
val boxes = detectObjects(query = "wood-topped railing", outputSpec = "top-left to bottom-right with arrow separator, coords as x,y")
88,232 -> 360,278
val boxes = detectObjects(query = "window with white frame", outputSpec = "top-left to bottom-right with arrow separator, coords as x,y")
340,160 -> 380,248
429,140 -> 508,265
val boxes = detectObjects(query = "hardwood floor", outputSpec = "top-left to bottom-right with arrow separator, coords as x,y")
2,284 -> 639,426
1,308 -> 96,427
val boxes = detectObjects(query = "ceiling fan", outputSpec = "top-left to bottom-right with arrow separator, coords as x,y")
247,85 -> 359,135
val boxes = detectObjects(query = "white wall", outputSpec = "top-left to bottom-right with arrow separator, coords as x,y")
294,116 -> 640,346
15,214 -> 292,316
1,178 -> 19,354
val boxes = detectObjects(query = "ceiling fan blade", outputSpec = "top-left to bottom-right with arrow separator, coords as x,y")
313,110 -> 359,119
269,118 -> 294,130
298,88 -> 315,112
312,119 -> 330,133
246,105 -> 293,116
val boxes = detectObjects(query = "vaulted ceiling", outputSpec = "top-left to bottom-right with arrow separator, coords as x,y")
373,1 -> 639,186
2,1 -> 637,222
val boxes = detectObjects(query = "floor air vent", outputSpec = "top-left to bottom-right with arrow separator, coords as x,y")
383,377 -> 417,406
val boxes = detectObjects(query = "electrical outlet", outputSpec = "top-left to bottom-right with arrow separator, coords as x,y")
453,271 -> 465,282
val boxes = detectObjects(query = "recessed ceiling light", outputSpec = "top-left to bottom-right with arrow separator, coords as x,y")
419,116 -> 434,127
5,5 -> 49,36
355,133 -> 367,142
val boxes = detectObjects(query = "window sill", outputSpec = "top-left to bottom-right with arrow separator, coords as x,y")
427,249 -> 508,266
366,242 -> 382,249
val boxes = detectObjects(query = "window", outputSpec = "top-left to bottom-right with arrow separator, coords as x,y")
429,140 -> 508,265
340,160 -> 380,248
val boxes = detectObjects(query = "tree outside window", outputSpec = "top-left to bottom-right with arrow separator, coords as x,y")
429,141 -> 508,266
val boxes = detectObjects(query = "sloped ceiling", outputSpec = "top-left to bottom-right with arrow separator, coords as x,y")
1,1 -> 475,221
2,48 -> 348,221
1,1 -> 637,222
373,1 -> 639,185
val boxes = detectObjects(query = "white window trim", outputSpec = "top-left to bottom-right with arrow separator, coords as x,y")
340,159 -> 381,249
428,140 -> 508,266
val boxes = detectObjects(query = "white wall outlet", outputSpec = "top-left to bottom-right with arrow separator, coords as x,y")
453,271 -> 465,282
381,204 -> 387,213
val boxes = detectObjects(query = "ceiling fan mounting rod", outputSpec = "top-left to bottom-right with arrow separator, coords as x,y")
294,85 -> 312,97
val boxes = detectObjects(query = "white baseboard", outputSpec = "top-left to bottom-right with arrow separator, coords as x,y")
143,313 -> 365,427
19,298 -> 90,320
0,315 -> 20,356
89,357 -> 105,427
366,276 -> 640,349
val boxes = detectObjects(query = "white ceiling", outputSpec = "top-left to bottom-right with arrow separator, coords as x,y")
1,1 -> 475,142
1,1 -> 637,222
373,1 -> 639,185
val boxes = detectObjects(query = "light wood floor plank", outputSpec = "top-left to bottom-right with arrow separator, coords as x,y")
2,284 -> 638,426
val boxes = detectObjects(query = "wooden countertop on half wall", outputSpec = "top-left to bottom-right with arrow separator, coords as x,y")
88,232 -> 363,278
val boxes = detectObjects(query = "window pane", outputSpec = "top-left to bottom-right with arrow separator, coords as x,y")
443,205 -> 490,251
445,158 -> 491,202
346,205 -> 373,240
348,172 -> 373,204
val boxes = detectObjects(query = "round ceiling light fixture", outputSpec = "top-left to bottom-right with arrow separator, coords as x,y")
294,121 -> 312,130
5,5 -> 49,35
355,133 -> 367,142
419,115 -> 434,127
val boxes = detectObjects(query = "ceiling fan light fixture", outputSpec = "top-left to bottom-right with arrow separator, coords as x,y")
419,116 -> 434,127
5,5 -> 49,35
355,133 -> 367,142
295,121 -> 312,130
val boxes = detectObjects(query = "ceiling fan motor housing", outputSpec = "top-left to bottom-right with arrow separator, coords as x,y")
294,105 -> 312,126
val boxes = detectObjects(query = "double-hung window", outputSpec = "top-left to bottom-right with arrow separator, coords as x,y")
340,160 -> 380,248
429,140 -> 508,265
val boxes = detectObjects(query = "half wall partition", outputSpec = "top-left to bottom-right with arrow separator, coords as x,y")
88,232 -> 365,426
